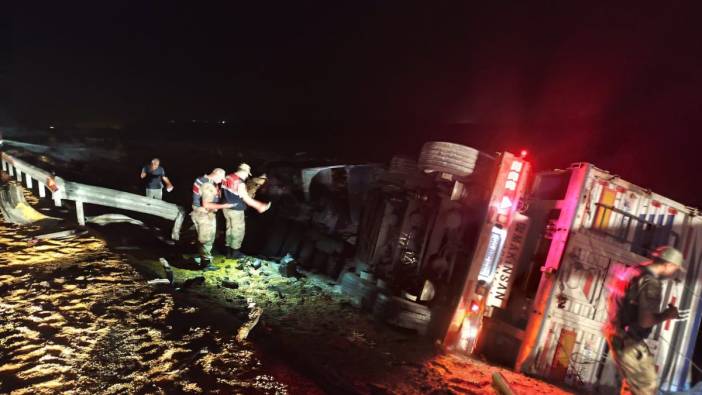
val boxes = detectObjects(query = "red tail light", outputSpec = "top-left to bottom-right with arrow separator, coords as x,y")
470,300 -> 480,313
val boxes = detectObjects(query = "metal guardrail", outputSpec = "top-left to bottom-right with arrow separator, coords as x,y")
1,152 -> 185,240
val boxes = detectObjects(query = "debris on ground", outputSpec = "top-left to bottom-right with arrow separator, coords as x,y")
236,307 -> 263,341
147,278 -> 171,285
222,278 -> 239,289
34,229 -> 86,240
86,213 -> 146,227
492,371 -> 516,395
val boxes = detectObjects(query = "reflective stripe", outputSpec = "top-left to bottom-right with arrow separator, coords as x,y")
222,173 -> 246,210
192,176 -> 209,207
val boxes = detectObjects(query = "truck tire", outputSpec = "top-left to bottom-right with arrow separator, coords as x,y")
372,293 -> 431,335
388,156 -> 419,176
417,141 -> 479,177
340,272 -> 379,311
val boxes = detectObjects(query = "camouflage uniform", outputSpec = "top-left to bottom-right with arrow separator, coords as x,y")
223,209 -> 246,249
222,173 -> 247,250
604,266 -> 661,395
191,177 -> 219,262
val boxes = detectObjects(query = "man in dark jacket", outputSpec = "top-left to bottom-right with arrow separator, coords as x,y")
221,163 -> 270,259
603,245 -> 689,395
140,158 -> 173,200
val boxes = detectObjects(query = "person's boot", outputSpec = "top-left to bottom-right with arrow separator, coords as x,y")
225,247 -> 234,259
201,257 -> 213,270
231,249 -> 244,259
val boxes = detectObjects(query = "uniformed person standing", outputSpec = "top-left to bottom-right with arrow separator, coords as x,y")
221,163 -> 271,259
191,168 -> 232,266
603,245 -> 688,395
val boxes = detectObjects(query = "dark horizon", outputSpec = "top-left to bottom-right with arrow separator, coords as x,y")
4,2 -> 702,207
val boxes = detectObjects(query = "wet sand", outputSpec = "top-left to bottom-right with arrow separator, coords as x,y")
0,192 -> 321,394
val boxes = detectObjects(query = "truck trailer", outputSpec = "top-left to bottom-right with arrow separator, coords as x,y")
349,144 -> 702,393
475,162 -> 702,393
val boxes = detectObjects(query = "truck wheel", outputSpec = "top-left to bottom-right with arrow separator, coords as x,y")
417,141 -> 479,177
340,272 -> 379,311
388,155 -> 419,176
372,293 -> 431,335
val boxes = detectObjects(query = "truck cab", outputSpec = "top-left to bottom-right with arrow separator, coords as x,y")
352,142 -> 532,349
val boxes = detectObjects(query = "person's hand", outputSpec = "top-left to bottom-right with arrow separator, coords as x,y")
167,186 -> 174,192
665,304 -> 690,321
664,304 -> 679,320
258,202 -> 271,214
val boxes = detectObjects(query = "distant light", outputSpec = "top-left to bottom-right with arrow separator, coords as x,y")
49,125 -> 55,129
220,120 -> 227,125
520,150 -> 527,158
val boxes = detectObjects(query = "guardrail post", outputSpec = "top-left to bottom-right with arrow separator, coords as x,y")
1,159 -> 6,172
25,175 -> 33,189
53,192 -> 62,207
38,182 -> 46,198
75,200 -> 85,226
171,209 -> 185,240
15,168 -> 22,181
8,164 -> 14,176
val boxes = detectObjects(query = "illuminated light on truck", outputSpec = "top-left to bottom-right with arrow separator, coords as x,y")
458,319 -> 479,351
444,152 -> 532,354
478,227 -> 507,282
470,300 -> 480,313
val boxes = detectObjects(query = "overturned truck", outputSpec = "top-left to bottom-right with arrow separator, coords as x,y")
345,141 -> 702,393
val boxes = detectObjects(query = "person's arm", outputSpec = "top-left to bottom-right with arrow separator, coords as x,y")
140,167 -> 147,179
162,176 -> 173,190
238,183 -> 270,213
201,184 -> 233,210
202,200 -> 233,210
639,305 -> 679,328
637,279 -> 678,328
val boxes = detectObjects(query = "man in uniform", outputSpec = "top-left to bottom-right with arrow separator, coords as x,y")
191,168 -> 232,266
603,245 -> 689,395
221,163 -> 271,259
140,158 -> 173,199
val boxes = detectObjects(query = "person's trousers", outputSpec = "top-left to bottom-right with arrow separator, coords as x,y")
145,188 -> 163,200
607,336 -> 658,395
191,209 -> 216,260
223,209 -> 245,249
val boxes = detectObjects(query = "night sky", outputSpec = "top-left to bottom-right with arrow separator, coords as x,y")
4,3 -> 702,206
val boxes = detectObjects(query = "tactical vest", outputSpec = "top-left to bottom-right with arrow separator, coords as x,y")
615,267 -> 660,341
222,173 -> 246,210
192,176 -> 217,207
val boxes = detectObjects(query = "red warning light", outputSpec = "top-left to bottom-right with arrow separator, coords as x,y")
470,300 -> 480,313
520,150 -> 527,158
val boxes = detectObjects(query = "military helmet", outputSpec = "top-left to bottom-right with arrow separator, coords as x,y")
237,163 -> 252,177
651,245 -> 684,267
